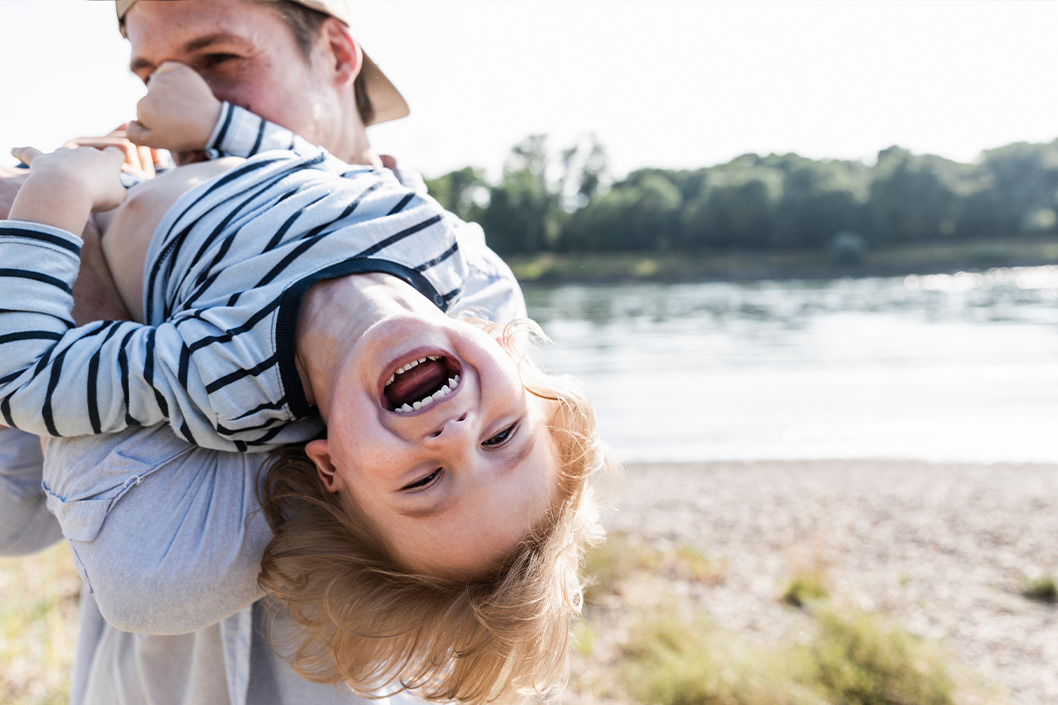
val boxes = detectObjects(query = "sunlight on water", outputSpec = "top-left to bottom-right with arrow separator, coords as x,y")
524,267 -> 1058,463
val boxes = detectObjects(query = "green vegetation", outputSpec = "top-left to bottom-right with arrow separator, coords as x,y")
0,544 -> 80,705
1022,573 -> 1057,604
783,569 -> 830,609
806,607 -> 956,705
581,532 -> 661,603
620,608 -> 825,705
426,136 -> 1058,278
506,239 -> 1058,284
617,605 -> 957,705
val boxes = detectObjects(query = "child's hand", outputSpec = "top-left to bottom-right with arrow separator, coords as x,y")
8,146 -> 126,234
126,62 -> 222,154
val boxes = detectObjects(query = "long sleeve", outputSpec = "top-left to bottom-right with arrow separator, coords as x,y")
205,101 -> 318,160
43,426 -> 270,633
0,426 -> 62,555
0,221 -> 322,451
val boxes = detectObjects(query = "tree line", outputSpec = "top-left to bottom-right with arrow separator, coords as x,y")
424,134 -> 1058,258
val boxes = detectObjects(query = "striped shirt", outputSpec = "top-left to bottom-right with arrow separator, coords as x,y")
0,105 -> 479,452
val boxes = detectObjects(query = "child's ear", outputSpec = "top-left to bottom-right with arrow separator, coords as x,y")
306,439 -> 342,493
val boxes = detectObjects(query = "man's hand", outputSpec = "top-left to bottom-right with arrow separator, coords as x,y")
9,146 -> 126,235
126,62 -> 222,156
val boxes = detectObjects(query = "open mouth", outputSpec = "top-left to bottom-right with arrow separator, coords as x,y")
383,354 -> 462,413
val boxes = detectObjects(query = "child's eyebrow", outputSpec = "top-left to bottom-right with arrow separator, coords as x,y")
398,433 -> 539,519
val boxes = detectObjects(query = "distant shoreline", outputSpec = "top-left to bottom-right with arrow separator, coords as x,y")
509,238 -> 1058,285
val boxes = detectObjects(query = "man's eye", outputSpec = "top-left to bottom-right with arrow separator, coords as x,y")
197,53 -> 237,70
402,469 -> 441,491
483,423 -> 517,447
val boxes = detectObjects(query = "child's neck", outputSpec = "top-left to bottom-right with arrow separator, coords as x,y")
294,273 -> 437,416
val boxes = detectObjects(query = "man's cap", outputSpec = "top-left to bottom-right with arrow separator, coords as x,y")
114,0 -> 409,126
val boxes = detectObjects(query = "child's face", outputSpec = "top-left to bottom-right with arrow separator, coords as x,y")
310,314 -> 558,577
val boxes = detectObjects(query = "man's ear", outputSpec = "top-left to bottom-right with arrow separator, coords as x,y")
306,438 -> 343,493
318,18 -> 362,86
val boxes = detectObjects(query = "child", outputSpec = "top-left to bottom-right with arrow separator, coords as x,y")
0,66 -> 611,703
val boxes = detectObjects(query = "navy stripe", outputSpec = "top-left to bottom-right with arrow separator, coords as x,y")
42,344 -> 74,436
387,192 -> 415,215
115,328 -> 139,427
144,328 -> 169,418
250,119 -> 266,156
0,395 -> 13,428
178,343 -> 191,390
87,322 -> 125,434
230,398 -> 286,420
204,353 -> 278,394
0,269 -> 72,294
185,297 -> 282,353
356,214 -> 444,259
0,330 -> 63,344
212,103 -> 235,151
415,242 -> 459,272
0,227 -> 81,254
215,414 -> 283,436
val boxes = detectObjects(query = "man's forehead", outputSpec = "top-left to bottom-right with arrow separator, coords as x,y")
116,0 -> 353,36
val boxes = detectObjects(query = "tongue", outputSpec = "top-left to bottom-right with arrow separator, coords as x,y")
385,359 -> 448,408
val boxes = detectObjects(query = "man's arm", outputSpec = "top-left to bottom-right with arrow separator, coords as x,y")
0,426 -> 63,556
43,425 -> 271,633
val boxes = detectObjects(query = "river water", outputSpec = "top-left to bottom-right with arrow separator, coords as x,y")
523,266 -> 1058,463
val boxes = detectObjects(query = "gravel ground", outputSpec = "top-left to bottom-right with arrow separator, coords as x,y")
563,459 -> 1058,705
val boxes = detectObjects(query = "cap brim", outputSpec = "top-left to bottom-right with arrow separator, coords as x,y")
360,51 -> 409,126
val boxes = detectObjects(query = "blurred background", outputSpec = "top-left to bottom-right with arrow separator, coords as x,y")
2,2 -> 1058,703
3,0 -> 1056,465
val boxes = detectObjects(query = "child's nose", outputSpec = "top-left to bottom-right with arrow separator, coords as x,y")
427,411 -> 471,443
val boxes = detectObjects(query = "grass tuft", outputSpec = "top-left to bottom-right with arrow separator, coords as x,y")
805,606 -> 956,705
782,569 -> 829,609
616,602 -> 958,705
581,532 -> 661,603
619,608 -> 825,705
1022,573 -> 1057,604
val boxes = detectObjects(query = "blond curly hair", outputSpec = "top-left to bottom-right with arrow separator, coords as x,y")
258,320 -> 614,703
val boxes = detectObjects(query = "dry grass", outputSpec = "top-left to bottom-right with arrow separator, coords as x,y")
0,544 -> 80,705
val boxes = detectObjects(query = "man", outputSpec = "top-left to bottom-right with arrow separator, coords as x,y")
0,1 -> 523,703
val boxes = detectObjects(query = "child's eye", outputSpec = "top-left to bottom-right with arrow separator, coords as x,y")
483,423 -> 517,447
402,468 -> 441,491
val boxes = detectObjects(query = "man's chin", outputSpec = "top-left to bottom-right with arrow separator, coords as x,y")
172,150 -> 208,166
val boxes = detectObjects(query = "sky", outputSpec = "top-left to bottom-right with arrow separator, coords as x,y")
2,1 -> 1058,181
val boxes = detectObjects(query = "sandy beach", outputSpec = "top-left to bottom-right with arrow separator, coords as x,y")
564,459 -> 1058,705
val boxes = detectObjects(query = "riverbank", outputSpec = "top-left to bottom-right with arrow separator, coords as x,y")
564,459 -> 1058,705
509,239 -> 1058,285
2,459 -> 1056,704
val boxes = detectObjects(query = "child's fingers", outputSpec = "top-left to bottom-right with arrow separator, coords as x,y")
10,146 -> 42,166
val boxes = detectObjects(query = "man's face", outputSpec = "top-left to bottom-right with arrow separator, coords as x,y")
125,0 -> 337,164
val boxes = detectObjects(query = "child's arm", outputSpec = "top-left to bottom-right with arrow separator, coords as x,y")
0,221 -> 318,450
8,146 -> 126,235
126,61 -> 319,161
